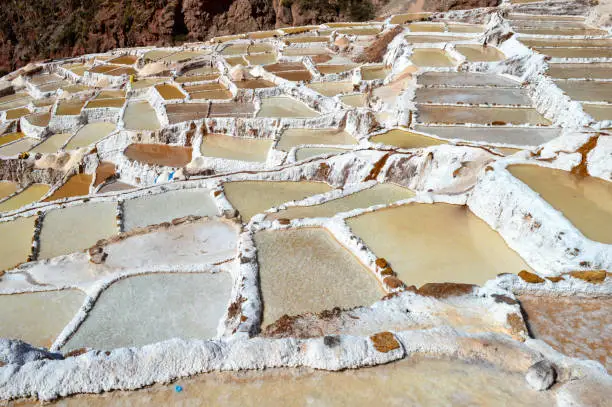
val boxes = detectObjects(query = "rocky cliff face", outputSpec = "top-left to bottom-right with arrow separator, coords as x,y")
0,0 -> 498,75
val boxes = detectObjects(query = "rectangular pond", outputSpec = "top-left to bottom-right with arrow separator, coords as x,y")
276,128 -> 357,151
65,122 -> 116,150
267,183 -> 414,220
38,201 -> 118,259
554,80 -> 612,103
346,203 -> 534,286
0,289 -> 85,348
413,125 -> 561,146
416,105 -> 551,125
257,97 -> 319,118
62,272 -> 232,351
123,188 -> 218,231
255,227 -> 383,325
124,143 -> 193,167
43,174 -> 93,202
223,181 -> 332,220
0,183 -> 50,213
547,63 -> 612,79
123,101 -> 161,131
508,164 -> 612,244
415,87 -> 532,106
0,216 -> 36,271
200,133 -> 272,162
370,128 -> 446,149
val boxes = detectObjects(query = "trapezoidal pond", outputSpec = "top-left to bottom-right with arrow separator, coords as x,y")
62,272 -> 232,352
0,183 -> 50,213
122,189 -> 219,232
255,227 -> 384,326
276,128 -> 357,151
346,203 -> 534,287
200,133 -> 272,162
124,143 -> 193,167
266,183 -> 415,221
222,181 -> 333,220
38,201 -> 118,259
0,216 -> 36,271
0,289 -> 85,348
43,174 -> 92,202
508,164 -> 612,244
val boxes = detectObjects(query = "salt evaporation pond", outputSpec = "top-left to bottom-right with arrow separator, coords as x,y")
307,81 -> 354,96
347,203 -> 534,286
340,94 -> 368,108
38,202 -> 117,259
255,228 -> 383,325
361,65 -> 390,80
0,180 -> 17,199
547,63 -> 612,79
30,133 -> 72,153
0,216 -> 36,271
534,47 -> 612,59
155,84 -> 185,100
418,72 -> 520,88
370,129 -> 445,149
65,122 -> 116,150
102,219 -> 238,270
23,357 -> 554,406
554,80 -> 612,103
276,128 -> 357,151
0,137 -> 38,156
223,181 -> 332,220
410,49 -> 456,67
62,272 -> 232,351
200,133 -> 272,162
508,164 -> 612,244
0,133 -> 25,148
455,45 -> 505,62
405,35 -> 469,43
583,104 -> 612,122
44,174 -> 92,202
413,125 -> 560,146
295,147 -> 351,160
124,143 -> 193,167
0,183 -> 50,212
416,105 -> 551,125
122,189 -> 218,231
256,97 -> 320,118
267,183 -> 414,220
0,289 -> 85,348
123,101 -> 161,131
415,87 -> 531,106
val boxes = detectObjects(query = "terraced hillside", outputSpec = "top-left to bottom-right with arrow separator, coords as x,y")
0,0 -> 611,405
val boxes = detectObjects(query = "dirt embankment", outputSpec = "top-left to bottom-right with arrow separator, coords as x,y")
0,0 -> 500,75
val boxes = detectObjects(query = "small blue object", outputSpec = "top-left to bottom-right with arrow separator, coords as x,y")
175,385 -> 183,393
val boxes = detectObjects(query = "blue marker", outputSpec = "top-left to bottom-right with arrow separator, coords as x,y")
175,385 -> 183,393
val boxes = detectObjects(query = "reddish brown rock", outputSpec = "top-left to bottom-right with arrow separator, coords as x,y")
518,270 -> 545,284
383,276 -> 405,290
567,270 -> 607,284
506,313 -> 527,341
370,331 -> 401,353
417,282 -> 476,299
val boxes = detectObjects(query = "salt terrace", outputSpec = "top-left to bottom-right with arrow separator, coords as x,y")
0,0 -> 611,405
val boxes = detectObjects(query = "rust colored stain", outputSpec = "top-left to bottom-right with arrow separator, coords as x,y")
571,135 -> 599,177
364,153 -> 391,181
370,331 -> 401,353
